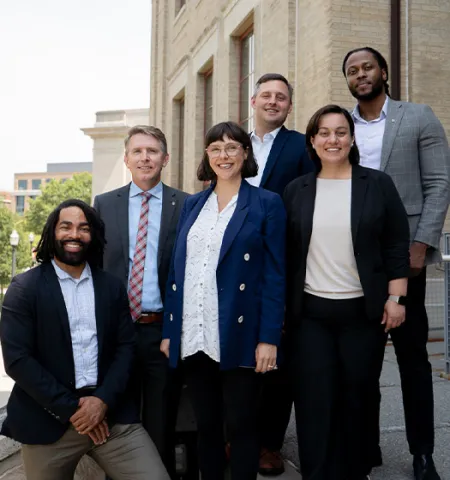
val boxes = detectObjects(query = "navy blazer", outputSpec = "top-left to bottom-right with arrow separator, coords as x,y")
0,263 -> 139,445
258,126 -> 314,196
163,180 -> 286,370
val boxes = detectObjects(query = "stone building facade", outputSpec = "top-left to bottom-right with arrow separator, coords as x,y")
150,0 -> 450,195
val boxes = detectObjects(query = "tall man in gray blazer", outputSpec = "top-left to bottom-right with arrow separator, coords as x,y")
93,126 -> 188,478
343,47 -> 450,480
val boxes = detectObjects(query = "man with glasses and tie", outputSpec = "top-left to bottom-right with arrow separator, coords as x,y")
94,126 -> 188,478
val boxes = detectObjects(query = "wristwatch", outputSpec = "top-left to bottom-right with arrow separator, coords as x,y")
388,294 -> 407,306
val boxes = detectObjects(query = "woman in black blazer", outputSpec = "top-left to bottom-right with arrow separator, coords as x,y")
283,105 -> 410,480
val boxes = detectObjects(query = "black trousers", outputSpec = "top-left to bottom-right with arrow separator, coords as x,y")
134,322 -> 181,478
290,294 -> 386,480
257,334 -> 293,451
184,352 -> 260,480
368,268 -> 434,456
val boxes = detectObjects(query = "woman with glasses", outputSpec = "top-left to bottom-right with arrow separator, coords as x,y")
160,121 -> 286,480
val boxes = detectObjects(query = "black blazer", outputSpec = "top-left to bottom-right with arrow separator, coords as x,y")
0,263 -> 138,445
258,126 -> 314,196
283,165 -> 410,323
93,183 -> 188,302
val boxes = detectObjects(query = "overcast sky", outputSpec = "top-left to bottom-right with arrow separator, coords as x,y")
0,0 -> 151,190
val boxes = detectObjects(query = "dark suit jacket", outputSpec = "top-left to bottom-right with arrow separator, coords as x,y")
258,125 -> 314,196
283,165 -> 410,323
0,262 -> 138,445
163,180 -> 286,370
93,183 -> 188,302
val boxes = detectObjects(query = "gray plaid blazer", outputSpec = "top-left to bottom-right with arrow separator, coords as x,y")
377,99 -> 450,264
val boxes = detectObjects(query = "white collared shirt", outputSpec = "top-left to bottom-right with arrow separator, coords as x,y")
352,96 -> 389,171
181,192 -> 238,362
52,260 -> 98,389
247,127 -> 282,186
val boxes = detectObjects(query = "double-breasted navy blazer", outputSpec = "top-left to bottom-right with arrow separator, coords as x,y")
162,180 -> 286,370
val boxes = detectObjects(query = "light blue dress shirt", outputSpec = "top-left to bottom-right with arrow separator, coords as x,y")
128,181 -> 163,312
52,260 -> 98,389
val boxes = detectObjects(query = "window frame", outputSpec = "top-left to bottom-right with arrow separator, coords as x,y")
238,27 -> 255,132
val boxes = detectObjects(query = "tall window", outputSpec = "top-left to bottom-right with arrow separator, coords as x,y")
172,97 -> 185,190
239,30 -> 255,132
18,179 -> 28,190
204,70 -> 213,135
32,179 -> 42,190
16,196 -> 25,215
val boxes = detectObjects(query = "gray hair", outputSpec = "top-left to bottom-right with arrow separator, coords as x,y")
124,125 -> 168,156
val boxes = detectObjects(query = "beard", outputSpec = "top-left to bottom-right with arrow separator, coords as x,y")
349,76 -> 385,101
54,239 -> 90,266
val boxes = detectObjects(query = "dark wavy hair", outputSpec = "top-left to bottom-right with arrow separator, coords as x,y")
197,121 -> 258,181
305,105 -> 360,172
35,199 -> 106,267
342,46 -> 390,96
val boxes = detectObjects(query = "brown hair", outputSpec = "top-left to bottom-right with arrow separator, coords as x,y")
305,104 -> 360,172
197,122 -> 258,181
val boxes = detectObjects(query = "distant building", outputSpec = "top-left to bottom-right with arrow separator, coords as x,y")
0,191 -> 13,211
12,162 -> 92,215
82,108 -> 150,197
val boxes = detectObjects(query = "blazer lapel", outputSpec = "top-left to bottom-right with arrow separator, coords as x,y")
380,100 -> 405,171
42,264 -> 73,351
91,267 -> 105,361
299,174 -> 316,254
351,165 -> 368,247
158,185 -> 177,271
260,126 -> 289,187
218,181 -> 250,265
115,184 -> 131,268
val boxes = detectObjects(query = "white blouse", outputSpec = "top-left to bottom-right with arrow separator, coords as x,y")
181,191 -> 238,362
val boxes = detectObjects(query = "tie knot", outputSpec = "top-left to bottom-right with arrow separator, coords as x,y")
141,191 -> 151,201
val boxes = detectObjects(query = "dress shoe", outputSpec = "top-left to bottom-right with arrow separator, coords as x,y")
413,454 -> 441,480
258,448 -> 285,476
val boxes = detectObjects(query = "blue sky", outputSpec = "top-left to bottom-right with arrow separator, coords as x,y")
0,0 -> 151,190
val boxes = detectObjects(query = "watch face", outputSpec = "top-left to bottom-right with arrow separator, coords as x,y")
398,296 -> 407,306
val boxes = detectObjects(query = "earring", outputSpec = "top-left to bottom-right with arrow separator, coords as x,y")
312,145 -> 315,150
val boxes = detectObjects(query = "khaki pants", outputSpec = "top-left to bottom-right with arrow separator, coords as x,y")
21,423 -> 170,480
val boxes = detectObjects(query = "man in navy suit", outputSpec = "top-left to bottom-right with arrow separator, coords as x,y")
248,73 -> 314,476
0,199 -> 169,480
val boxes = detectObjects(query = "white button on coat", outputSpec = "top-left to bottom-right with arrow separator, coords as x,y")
238,316 -> 244,323
239,284 -> 246,291
172,284 -> 177,291
170,314 -> 173,321
244,253 -> 250,261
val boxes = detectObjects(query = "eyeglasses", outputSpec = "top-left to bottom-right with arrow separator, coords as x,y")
206,144 -> 243,158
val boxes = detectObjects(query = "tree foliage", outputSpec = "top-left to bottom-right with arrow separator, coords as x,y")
25,173 -> 92,234
0,206 -> 34,293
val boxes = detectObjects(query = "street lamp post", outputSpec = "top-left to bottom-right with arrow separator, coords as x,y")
10,230 -> 20,279
28,232 -> 35,254
28,232 -> 35,267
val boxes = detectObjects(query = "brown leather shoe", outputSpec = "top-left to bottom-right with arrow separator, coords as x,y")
259,448 -> 285,476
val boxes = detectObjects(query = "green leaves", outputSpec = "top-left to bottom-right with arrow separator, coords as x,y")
25,173 -> 92,234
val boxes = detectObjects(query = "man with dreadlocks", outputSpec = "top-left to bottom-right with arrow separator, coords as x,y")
0,199 -> 169,480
